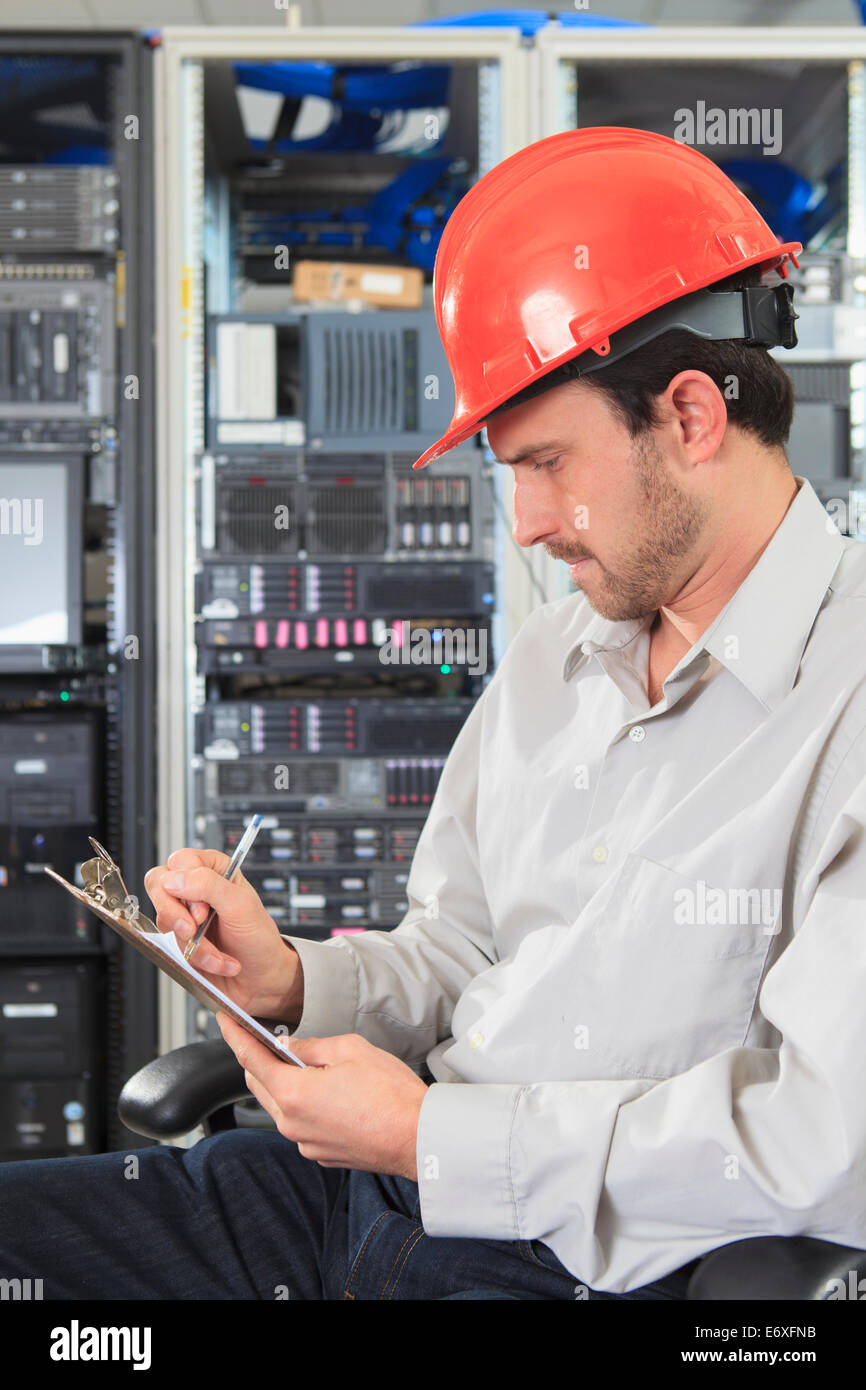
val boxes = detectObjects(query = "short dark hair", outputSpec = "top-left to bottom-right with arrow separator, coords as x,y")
579,265 -> 795,451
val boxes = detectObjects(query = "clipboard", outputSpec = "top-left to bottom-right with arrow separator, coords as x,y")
43,838 -> 303,1066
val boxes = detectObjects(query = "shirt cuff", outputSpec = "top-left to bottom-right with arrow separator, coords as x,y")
279,933 -> 359,1039
415,1080 -> 523,1242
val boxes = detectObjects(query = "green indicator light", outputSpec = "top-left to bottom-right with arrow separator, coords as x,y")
240,583 -> 249,592
60,691 -> 70,702
440,664 -> 451,674
241,722 -> 250,732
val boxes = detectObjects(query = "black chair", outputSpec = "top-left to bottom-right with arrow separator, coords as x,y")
119,1039 -> 866,1301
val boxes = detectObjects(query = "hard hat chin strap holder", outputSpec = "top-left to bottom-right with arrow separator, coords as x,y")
493,282 -> 799,415
580,281 -> 800,368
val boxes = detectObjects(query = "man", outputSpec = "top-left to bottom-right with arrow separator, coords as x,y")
2,127 -> 866,1300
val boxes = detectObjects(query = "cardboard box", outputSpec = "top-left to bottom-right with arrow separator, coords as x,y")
292,259 -> 424,309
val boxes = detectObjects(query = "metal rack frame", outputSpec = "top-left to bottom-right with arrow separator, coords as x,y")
153,25 -> 530,1057
0,29 -> 158,1151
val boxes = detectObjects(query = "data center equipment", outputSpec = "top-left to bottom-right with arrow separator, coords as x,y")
197,452 -> 491,558
0,713 -> 102,949
194,448 -> 496,678
0,166 -> 120,254
194,700 -> 460,935
0,959 -> 103,1158
197,696 -> 474,760
206,819 -> 426,940
160,42 -> 509,1017
206,310 -> 454,453
198,561 -> 494,619
191,444 -> 491,937
234,158 -> 466,278
0,275 -> 117,447
196,803 -> 439,941
197,750 -> 450,813
0,35 -> 158,1161
208,56 -> 469,282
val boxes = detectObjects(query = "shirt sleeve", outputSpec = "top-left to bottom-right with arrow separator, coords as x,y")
416,723 -> 866,1292
278,677 -> 499,1067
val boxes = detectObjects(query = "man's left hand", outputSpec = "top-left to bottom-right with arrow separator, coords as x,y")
215,1014 -> 428,1181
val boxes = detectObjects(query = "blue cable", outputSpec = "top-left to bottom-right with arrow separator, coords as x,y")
233,62 -> 451,154
718,159 -> 841,246
233,62 -> 450,112
409,10 -> 647,37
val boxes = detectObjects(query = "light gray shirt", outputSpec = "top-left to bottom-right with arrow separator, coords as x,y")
283,474 -> 866,1292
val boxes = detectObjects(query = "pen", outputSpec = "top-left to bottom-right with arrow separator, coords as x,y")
182,813 -> 263,963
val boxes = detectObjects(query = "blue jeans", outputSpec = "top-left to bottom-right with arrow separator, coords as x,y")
0,1128 -> 697,1300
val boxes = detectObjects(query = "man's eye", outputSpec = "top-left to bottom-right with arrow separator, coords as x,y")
531,457 -> 559,472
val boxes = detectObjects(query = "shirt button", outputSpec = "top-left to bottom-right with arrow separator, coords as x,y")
629,725 -> 646,742
470,1031 -> 484,1049
592,846 -> 608,863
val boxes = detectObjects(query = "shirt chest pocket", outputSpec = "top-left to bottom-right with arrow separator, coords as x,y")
583,851 -> 776,1080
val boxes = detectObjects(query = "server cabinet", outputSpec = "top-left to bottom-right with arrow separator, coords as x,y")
0,32 -> 158,1157
152,25 -> 531,1070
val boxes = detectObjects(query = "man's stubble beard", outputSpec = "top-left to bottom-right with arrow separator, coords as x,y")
551,431 -> 711,623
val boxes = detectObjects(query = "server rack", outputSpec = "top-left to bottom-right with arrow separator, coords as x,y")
0,31 -> 158,1157
152,25 -> 531,1077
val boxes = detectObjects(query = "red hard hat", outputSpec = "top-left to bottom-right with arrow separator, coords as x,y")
412,126 -> 801,471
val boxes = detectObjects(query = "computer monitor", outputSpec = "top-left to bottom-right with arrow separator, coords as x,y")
0,455 -> 84,651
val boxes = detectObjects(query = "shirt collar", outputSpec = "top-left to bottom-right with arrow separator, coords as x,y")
561,477 -> 846,712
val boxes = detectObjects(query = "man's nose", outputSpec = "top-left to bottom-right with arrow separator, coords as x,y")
511,480 -> 562,549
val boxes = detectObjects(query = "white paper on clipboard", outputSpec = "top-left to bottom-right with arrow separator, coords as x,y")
149,929 -> 306,1067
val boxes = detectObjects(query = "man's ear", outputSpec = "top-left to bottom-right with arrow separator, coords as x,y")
664,370 -> 727,461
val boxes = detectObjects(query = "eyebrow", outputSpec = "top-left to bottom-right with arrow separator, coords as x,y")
492,439 -> 569,466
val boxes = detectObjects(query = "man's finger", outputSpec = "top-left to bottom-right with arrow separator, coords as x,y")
217,1013 -> 298,1090
166,847 -> 232,875
242,1070 -> 283,1130
157,864 -> 253,923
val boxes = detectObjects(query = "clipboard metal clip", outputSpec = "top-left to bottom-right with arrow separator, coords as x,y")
79,837 -> 155,929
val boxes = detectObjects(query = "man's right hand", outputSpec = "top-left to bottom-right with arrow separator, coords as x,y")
143,848 -> 304,1025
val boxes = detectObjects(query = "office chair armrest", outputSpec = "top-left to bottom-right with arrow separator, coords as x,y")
688,1235 -> 866,1300
118,1039 -> 249,1141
